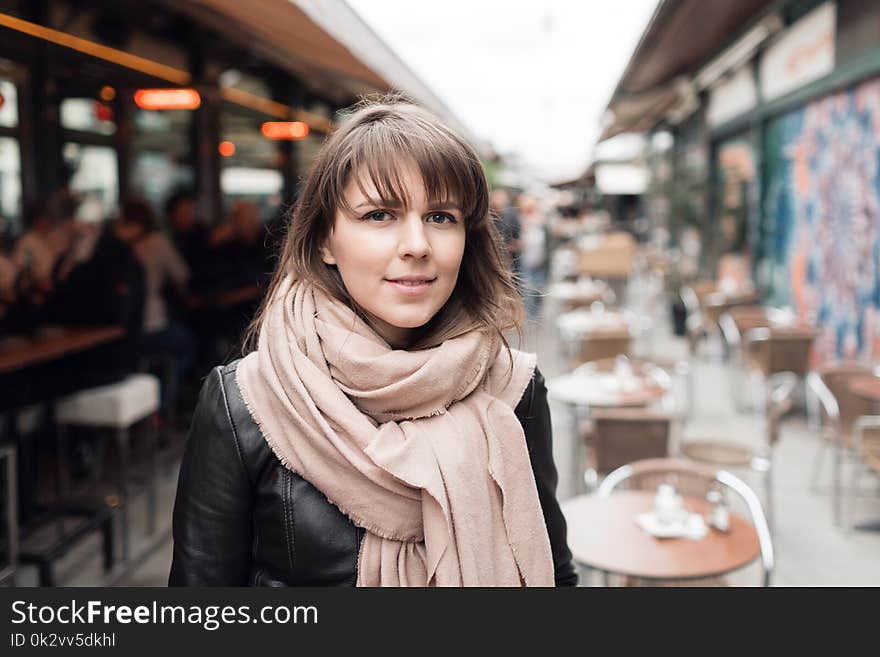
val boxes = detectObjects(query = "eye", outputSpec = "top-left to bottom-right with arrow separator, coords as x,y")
426,212 -> 458,224
362,210 -> 392,222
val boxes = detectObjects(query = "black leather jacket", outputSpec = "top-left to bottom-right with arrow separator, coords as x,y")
168,359 -> 577,587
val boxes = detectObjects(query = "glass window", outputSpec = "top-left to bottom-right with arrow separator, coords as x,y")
63,143 -> 118,223
0,79 -> 18,128
60,98 -> 116,135
0,137 -> 21,233
131,109 -> 194,215
220,109 -> 283,217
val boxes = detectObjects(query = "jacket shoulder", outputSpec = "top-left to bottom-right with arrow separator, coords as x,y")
200,358 -> 274,483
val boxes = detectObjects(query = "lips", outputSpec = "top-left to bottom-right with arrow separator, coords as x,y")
385,276 -> 437,284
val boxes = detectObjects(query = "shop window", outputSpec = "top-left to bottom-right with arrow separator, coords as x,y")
0,137 -> 21,233
62,143 -> 118,223
60,98 -> 116,135
220,109 -> 283,218
131,109 -> 194,215
0,79 -> 18,128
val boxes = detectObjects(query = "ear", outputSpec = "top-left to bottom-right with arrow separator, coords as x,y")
320,242 -> 336,265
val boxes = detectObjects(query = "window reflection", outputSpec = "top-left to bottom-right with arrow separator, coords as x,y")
131,109 -> 194,214
0,79 -> 18,128
62,143 -> 118,223
0,137 -> 21,232
60,98 -> 116,135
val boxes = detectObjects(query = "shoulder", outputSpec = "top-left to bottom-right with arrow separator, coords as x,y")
193,359 -> 261,458
485,346 -> 537,409
513,366 -> 546,421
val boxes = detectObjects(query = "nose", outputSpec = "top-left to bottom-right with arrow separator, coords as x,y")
397,212 -> 430,259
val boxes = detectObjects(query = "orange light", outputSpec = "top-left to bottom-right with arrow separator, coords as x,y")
218,141 -> 236,157
99,85 -> 116,101
134,88 -> 201,110
261,121 -> 309,140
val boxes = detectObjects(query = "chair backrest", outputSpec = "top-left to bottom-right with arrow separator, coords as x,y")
598,457 -> 774,586
743,328 -> 814,376
728,305 -> 770,330
808,362 -> 878,437
590,408 -> 672,475
575,332 -> 632,366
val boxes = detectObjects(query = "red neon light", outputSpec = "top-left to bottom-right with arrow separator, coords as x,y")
134,88 -> 201,110
261,121 -> 309,140
218,141 -> 236,157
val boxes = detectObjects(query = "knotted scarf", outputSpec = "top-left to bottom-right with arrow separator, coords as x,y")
235,276 -> 554,586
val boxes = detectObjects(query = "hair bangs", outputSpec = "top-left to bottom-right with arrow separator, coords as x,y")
336,117 -> 483,223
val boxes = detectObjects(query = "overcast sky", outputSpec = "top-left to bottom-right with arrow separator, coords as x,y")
346,0 -> 658,183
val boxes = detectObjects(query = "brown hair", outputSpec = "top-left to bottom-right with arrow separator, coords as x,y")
243,96 -> 523,352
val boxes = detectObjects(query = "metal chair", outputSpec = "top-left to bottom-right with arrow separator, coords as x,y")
598,457 -> 774,587
679,372 -> 798,531
806,362 -> 879,526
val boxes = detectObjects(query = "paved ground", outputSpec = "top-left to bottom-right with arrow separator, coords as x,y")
12,279 -> 880,587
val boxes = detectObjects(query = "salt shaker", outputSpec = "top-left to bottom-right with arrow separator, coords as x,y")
706,488 -> 730,533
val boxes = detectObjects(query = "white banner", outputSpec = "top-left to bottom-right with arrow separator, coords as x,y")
760,1 -> 836,101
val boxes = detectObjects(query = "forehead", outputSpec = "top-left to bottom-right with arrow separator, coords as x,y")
341,159 -> 459,208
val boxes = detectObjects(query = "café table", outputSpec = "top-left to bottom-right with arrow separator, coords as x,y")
547,279 -> 612,311
0,325 -> 126,522
561,491 -> 761,584
0,325 -> 125,376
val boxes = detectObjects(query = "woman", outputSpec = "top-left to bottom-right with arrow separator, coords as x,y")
169,99 -> 576,587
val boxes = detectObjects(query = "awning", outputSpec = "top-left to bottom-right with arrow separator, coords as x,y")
168,0 -> 390,102
599,83 -> 683,141
166,1 -> 476,145
600,0 -> 774,140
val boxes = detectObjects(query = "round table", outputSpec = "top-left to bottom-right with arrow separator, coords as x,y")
547,369 -> 668,408
561,491 -> 760,581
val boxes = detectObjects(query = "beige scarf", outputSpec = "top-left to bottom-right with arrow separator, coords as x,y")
235,276 -> 554,586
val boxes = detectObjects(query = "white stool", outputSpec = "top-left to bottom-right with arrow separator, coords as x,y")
54,373 -> 161,563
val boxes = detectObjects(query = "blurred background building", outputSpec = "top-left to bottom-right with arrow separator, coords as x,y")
590,0 -> 880,363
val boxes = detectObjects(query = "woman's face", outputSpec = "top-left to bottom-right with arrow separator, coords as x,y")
322,161 -> 466,347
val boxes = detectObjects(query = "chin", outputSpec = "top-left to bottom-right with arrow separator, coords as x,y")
383,312 -> 436,330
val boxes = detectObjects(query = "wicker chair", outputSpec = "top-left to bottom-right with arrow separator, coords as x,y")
679,372 -> 798,530
589,408 -> 673,476
598,458 -> 774,586
808,362 -> 880,526
572,330 -> 633,368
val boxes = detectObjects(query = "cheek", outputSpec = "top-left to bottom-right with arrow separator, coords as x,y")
436,231 -> 467,273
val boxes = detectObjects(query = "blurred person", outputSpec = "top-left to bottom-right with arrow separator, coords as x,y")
169,98 -> 576,587
227,199 -> 273,287
116,197 -> 196,424
490,187 -> 521,276
12,201 -> 58,306
518,193 -> 550,322
0,233 -> 17,323
165,189 -> 218,294
50,191 -> 101,283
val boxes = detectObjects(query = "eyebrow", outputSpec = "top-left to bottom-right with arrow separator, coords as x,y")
352,199 -> 462,212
